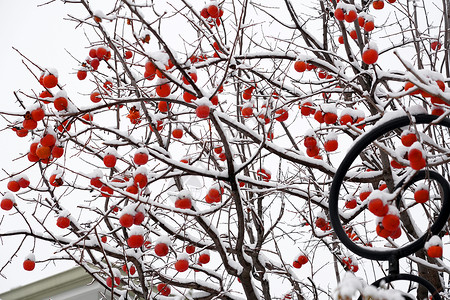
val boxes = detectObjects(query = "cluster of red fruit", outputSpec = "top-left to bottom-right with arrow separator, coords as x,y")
407,142 -> 427,171
28,132 -> 63,164
345,227 -> 359,242
127,106 -> 141,125
122,263 -> 136,276
213,145 -> 226,161
21,106 -> 45,132
334,4 -> 357,23
304,134 -> 321,158
315,216 -> 331,232
357,13 -> 375,32
292,253 -> 309,269
205,185 -> 224,204
7,175 -> 30,193
404,76 -> 448,116
293,60 -> 317,73
342,256 -> 359,272
200,1 -> 224,27
334,3 -> 379,65
313,108 -> 338,125
77,46 -> 112,80
367,191 -> 401,239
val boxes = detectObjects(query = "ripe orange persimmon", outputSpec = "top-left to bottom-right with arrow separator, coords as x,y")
90,177 -> 103,189
345,198 -> 357,209
43,74 -> 58,89
88,58 -> 99,71
241,106 -> 253,118
304,136 -> 317,148
89,48 -> 97,58
306,146 -> 320,157
364,21 -> 375,32
196,105 -> 210,118
96,47 -> 107,60
1,197 -> 14,211
172,128 -> 183,139
154,243 -> 169,257
427,245 -> 443,258
77,70 -> 87,80
54,97 -> 68,111
185,245 -> 195,254
103,154 -> 117,168
324,140 -> 338,152
300,102 -> 315,116
134,151 -> 148,165
52,145 -> 64,158
183,91 -> 197,103
127,234 -> 144,248
182,72 -> 198,85
334,8 -> 345,21
23,119 -> 37,130
106,276 -> 120,288
23,259 -> 35,271
408,148 -> 423,163
119,214 -> 134,227
124,50 -> 133,59
134,173 -> 148,188
175,198 -> 192,209
175,259 -> 189,272
414,188 -> 429,203
156,83 -> 171,97
373,0 -> 384,9
36,146 -> 51,159
376,223 -> 392,238
198,253 -> 210,264
275,109 -> 289,122
56,216 -> 70,228
368,198 -> 388,217
344,10 -> 357,23
324,112 -> 337,124
401,133 -> 417,147
49,174 -> 63,187
157,283 -> 171,296
362,48 -> 378,65
31,108 -> 45,121
294,61 -> 307,72
208,4 -> 219,18
90,92 -> 101,103
158,101 -> 171,112
41,134 -> 56,147
382,213 -> 400,231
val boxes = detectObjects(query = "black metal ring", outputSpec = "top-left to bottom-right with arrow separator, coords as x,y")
329,114 -> 450,260
370,273 -> 442,300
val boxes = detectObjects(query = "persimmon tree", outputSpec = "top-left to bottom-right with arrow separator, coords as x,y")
2,0 -> 450,299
